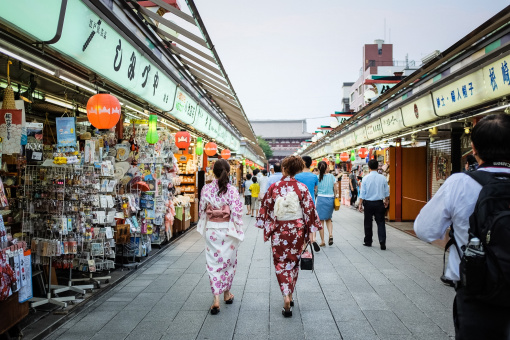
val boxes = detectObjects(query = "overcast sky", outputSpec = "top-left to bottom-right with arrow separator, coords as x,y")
193,0 -> 509,133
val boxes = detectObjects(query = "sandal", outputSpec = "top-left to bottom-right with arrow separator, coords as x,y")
329,236 -> 333,246
225,293 -> 234,304
210,306 -> 220,315
312,241 -> 321,252
282,307 -> 293,317
319,242 -> 326,247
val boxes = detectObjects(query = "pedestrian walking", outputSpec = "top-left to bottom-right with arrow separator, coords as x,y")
197,159 -> 245,315
243,174 -> 253,215
249,176 -> 260,217
414,114 -> 510,339
258,169 -> 269,201
267,162 -> 283,187
349,167 -> 358,209
295,156 -> 319,206
359,159 -> 389,250
315,161 -> 336,247
256,156 -> 322,317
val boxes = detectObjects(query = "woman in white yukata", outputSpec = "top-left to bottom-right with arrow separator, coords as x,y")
197,159 -> 245,315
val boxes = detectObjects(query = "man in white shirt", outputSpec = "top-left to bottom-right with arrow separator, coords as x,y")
414,114 -> 510,339
258,170 -> 269,200
267,163 -> 283,188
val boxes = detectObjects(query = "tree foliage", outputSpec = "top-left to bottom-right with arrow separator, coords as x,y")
257,136 -> 273,160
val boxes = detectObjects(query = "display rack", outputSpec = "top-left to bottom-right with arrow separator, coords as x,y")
23,165 -> 77,308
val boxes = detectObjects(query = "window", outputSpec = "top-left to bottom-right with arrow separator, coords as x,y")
358,85 -> 362,94
378,48 -> 382,55
351,93 -> 355,102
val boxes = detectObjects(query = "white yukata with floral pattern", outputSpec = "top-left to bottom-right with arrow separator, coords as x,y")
198,180 -> 244,295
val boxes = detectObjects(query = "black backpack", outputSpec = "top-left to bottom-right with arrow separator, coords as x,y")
453,170 -> 510,306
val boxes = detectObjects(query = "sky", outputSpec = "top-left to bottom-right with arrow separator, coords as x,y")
192,0 -> 509,133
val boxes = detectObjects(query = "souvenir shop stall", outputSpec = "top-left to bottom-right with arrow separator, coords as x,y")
0,79 -> 195,328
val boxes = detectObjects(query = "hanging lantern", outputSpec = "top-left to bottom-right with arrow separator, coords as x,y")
311,160 -> 317,167
242,159 -> 246,166
251,165 -> 256,170
221,149 -> 231,159
358,147 -> 368,159
350,150 -> 356,162
86,92 -> 121,130
204,142 -> 217,156
175,130 -> 191,149
340,152 -> 349,162
322,157 -> 328,162
335,154 -> 340,164
195,137 -> 203,156
146,114 -> 159,144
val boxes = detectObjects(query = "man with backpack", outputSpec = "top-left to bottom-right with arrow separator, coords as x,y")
414,114 -> 510,339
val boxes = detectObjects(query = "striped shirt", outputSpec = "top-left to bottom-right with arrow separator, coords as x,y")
317,173 -> 335,197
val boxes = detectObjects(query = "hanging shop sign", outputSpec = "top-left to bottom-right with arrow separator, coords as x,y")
481,55 -> 510,102
353,126 -> 368,145
0,0 -> 241,151
56,117 -> 76,149
380,109 -> 405,134
0,108 -> 22,154
432,69 -> 484,117
401,93 -> 438,127
365,118 -> 383,141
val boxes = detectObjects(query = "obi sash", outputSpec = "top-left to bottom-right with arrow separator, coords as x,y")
206,204 -> 231,223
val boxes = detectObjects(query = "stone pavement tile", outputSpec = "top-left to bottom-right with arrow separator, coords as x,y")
426,310 -> 455,336
235,310 -> 269,335
301,310 -> 341,339
89,333 -> 128,340
351,291 -> 389,311
98,309 -> 149,334
180,292 -> 214,311
55,331 -> 93,340
165,310 -> 207,336
162,267 -> 186,275
336,320 -> 377,339
240,292 -> 269,311
244,278 -> 270,293
233,333 -> 269,340
320,283 -> 350,300
363,310 -> 410,336
329,299 -> 367,322
107,292 -> 137,302
294,294 -> 330,311
123,292 -> 165,311
144,276 -> 179,293
143,265 -> 169,275
71,310 -> 119,332
124,320 -> 169,340
117,285 -> 147,294
125,278 -> 153,288
143,300 -> 184,321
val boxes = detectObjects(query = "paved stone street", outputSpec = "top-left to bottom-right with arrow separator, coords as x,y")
46,208 -> 455,340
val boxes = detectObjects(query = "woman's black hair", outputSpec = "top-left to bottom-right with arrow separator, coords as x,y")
318,161 -> 328,182
213,159 -> 230,196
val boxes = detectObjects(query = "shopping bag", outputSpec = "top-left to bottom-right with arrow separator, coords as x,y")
300,242 -> 314,271
334,198 -> 341,211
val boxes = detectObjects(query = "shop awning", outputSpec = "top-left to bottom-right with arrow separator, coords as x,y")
128,0 -> 259,150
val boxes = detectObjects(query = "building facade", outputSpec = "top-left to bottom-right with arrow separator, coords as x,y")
349,40 -> 420,112
251,120 -> 313,165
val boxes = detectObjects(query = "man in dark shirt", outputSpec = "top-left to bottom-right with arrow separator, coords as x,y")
349,167 -> 358,208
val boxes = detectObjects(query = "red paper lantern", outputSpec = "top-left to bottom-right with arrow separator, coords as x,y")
175,130 -> 191,149
311,160 -> 317,167
86,92 -> 121,130
221,149 -> 231,159
340,152 -> 350,162
204,142 -> 217,156
358,147 -> 368,159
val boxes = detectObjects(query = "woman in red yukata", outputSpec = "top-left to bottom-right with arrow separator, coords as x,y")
256,156 -> 322,317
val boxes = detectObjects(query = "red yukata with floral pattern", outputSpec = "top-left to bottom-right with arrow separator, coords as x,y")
256,176 -> 322,296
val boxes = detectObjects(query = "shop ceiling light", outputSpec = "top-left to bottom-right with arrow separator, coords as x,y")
0,47 -> 55,75
125,105 -> 149,117
59,75 -> 96,94
45,96 -> 87,113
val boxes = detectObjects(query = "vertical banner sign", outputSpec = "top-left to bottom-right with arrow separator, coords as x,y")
56,117 -> 76,149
